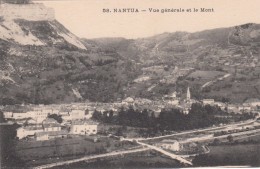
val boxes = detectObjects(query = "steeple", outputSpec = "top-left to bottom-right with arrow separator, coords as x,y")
187,87 -> 191,100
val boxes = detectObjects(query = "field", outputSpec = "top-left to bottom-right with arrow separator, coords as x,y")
188,70 -> 225,80
50,150 -> 183,169
177,68 -> 260,103
15,135 -> 137,167
193,143 -> 260,167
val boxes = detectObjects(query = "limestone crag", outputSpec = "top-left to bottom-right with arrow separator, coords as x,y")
0,3 -> 55,21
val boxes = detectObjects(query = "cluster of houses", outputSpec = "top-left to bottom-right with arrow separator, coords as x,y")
2,87 -> 260,142
3,106 -> 92,124
3,88 -> 260,124
3,105 -> 98,141
201,98 -> 260,114
16,117 -> 98,141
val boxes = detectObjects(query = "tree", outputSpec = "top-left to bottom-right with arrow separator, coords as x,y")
227,135 -> 233,142
212,138 -> 221,145
91,110 -> 102,121
0,111 -> 6,123
48,114 -> 63,123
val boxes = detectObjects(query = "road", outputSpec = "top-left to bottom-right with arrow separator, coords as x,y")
136,118 -> 257,142
121,137 -> 192,165
33,147 -> 150,169
201,73 -> 231,89
180,128 -> 260,144
136,140 -> 193,165
33,117 -> 258,169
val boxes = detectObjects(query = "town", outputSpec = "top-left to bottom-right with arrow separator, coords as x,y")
0,0 -> 260,168
1,88 -> 260,168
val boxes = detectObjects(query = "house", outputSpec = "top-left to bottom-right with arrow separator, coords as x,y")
35,132 -> 48,141
70,109 -> 85,120
42,118 -> 61,132
183,108 -> 190,114
214,102 -> 226,110
244,98 -> 260,107
47,130 -> 68,139
202,99 -> 215,105
25,118 -> 37,125
70,120 -> 98,135
35,130 -> 68,141
122,97 -> 135,105
13,112 -> 28,119
168,99 -> 179,106
17,125 -> 43,139
61,113 -> 72,122
16,118 -> 62,140
3,112 -> 13,119
170,91 -> 177,98
227,105 -> 240,113
155,139 -> 181,151
27,110 -> 49,123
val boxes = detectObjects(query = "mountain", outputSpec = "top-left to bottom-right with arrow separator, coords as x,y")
83,23 -> 260,103
0,2 -> 140,105
0,2 -> 259,105
87,23 -> 260,67
0,3 -> 86,50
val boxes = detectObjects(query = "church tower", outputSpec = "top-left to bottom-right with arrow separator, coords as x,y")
187,87 -> 191,100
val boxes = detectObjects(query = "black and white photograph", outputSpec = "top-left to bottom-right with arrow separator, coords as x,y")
0,0 -> 260,168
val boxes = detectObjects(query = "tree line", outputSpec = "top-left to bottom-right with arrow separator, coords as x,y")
92,103 -> 256,132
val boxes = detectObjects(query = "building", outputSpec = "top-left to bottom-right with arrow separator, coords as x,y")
12,112 -> 28,119
42,118 -> 61,132
238,106 -> 251,112
70,120 -> 98,135
16,118 -> 62,140
27,110 -> 50,123
3,112 -> 13,119
16,125 -> 43,139
244,98 -> 260,107
168,99 -> 180,106
183,107 -> 190,114
35,130 -> 68,141
35,132 -> 48,141
25,118 -> 37,125
202,99 -> 215,105
170,91 -> 177,98
187,87 -> 191,101
155,139 -> 181,151
70,109 -> 85,120
122,97 -> 135,105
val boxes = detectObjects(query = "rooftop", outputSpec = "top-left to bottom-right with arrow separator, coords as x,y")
43,123 -> 61,128
71,120 -> 99,125
35,130 -> 68,137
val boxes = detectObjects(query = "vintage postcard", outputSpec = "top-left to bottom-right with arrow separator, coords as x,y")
0,0 -> 260,168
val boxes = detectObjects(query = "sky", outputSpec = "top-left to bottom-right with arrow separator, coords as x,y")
38,0 -> 260,39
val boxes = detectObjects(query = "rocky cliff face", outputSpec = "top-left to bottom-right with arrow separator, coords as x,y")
0,3 -> 86,49
0,2 -> 135,105
0,3 -> 54,21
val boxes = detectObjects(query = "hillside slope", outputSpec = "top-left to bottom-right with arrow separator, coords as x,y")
84,23 -> 260,103
0,3 -> 141,105
0,2 -> 259,104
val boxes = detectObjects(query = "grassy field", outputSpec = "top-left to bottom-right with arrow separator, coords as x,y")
178,68 -> 260,103
15,135 -> 137,166
50,150 -> 183,169
188,70 -> 225,80
193,143 -> 260,167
